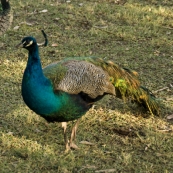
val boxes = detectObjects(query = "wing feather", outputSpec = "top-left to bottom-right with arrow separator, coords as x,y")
43,60 -> 115,98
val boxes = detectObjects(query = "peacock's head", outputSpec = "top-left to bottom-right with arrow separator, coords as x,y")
17,36 -> 37,50
16,30 -> 48,50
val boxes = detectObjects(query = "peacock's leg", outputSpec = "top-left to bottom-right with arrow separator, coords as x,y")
69,119 -> 80,149
61,122 -> 70,151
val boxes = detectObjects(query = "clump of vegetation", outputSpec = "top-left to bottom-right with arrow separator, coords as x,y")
0,0 -> 172,172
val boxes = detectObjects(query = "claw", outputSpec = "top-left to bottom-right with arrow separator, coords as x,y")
70,142 -> 79,150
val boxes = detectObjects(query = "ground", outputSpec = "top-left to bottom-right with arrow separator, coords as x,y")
0,0 -> 173,172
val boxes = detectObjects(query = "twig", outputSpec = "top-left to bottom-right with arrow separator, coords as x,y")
162,26 -> 173,30
166,98 -> 173,101
93,26 -> 117,35
95,169 -> 116,173
153,87 -> 169,93
78,165 -> 97,172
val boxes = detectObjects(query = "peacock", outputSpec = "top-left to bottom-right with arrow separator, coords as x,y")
0,0 -> 13,35
17,31 -> 160,151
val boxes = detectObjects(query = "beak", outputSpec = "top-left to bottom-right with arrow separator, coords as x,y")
16,42 -> 23,48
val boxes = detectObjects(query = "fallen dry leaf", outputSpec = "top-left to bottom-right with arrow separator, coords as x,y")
80,141 -> 95,145
54,18 -> 60,21
7,132 -> 13,135
13,26 -> 20,30
51,43 -> 58,47
20,22 -> 33,26
167,114 -> 173,120
95,169 -> 116,173
39,9 -> 48,13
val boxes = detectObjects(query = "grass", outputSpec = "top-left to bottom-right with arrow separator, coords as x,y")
0,0 -> 173,172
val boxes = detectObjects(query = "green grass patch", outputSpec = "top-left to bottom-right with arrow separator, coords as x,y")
0,0 -> 173,172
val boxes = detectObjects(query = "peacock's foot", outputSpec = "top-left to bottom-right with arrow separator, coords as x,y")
70,142 -> 79,150
65,143 -> 71,153
65,141 -> 79,152
62,119 -> 80,152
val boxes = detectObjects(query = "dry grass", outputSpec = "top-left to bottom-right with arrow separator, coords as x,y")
0,0 -> 173,172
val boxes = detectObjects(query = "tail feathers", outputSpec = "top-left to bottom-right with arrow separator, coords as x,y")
132,86 -> 160,115
97,59 -> 160,115
84,57 -> 160,115
115,84 -> 160,115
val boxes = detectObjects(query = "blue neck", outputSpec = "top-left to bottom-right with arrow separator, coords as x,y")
22,45 -> 62,116
25,46 -> 44,77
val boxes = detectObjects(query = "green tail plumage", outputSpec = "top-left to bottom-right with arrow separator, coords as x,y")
85,57 -> 160,115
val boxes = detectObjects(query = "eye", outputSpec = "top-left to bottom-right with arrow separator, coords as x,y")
23,40 -> 33,47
